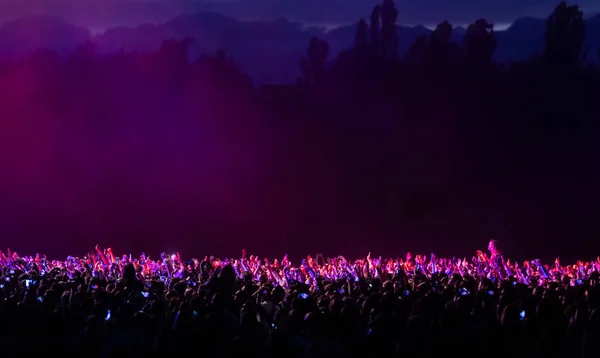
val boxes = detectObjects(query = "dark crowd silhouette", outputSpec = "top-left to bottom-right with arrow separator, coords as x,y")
2,242 -> 600,358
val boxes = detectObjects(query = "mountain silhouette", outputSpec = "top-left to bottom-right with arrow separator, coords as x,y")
0,16 -> 90,57
0,13 -> 599,83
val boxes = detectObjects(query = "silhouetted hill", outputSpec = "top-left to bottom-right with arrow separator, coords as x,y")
496,14 -> 600,62
0,13 -> 599,83
324,23 -> 439,60
0,16 -> 90,56
494,17 -> 546,62
94,13 -> 314,83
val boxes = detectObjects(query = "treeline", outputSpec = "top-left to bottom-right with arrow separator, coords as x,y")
280,1 -> 600,259
0,2 -> 599,259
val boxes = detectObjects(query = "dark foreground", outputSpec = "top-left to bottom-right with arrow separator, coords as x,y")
1,246 -> 599,358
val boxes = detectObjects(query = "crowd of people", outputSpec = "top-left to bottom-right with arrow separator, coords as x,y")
0,240 -> 599,357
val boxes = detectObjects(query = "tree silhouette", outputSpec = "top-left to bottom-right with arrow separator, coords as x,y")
544,2 -> 586,67
369,5 -> 381,56
368,0 -> 399,59
380,0 -> 399,59
76,41 -> 97,59
465,19 -> 497,69
67,40 -> 98,79
431,21 -> 453,45
299,37 -> 329,85
197,49 -> 253,90
407,34 -> 429,64
408,20 -> 462,69
355,19 -> 369,55
159,38 -> 194,65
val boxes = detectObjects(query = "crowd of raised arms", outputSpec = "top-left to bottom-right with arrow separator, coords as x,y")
1,240 -> 600,358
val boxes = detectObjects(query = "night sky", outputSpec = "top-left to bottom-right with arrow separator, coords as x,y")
0,0 -> 598,30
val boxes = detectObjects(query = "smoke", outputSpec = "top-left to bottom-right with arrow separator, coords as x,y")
0,52 -> 273,256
